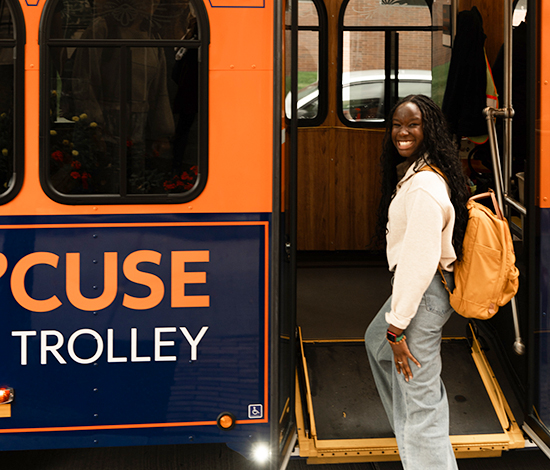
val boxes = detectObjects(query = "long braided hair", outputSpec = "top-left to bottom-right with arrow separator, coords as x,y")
376,94 -> 470,261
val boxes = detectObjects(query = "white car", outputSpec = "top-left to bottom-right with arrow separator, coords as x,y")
286,69 -> 432,123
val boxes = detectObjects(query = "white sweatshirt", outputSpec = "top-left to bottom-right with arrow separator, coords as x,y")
385,162 -> 456,329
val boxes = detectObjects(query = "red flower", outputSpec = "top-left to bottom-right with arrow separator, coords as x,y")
163,181 -> 176,190
183,182 -> 193,191
71,171 -> 81,179
51,150 -> 64,162
190,165 -> 198,175
176,179 -> 184,186
82,172 -> 91,180
181,171 -> 192,181
71,160 -> 82,169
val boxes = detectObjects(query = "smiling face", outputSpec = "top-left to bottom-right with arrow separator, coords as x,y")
391,102 -> 424,163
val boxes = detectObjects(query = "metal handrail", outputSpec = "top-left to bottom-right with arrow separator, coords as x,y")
481,0 -> 525,356
484,107 -> 525,356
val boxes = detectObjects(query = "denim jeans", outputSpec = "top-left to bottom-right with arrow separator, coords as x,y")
365,271 -> 458,470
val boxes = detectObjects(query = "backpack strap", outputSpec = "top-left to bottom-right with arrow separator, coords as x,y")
438,266 -> 453,295
420,165 -> 453,293
418,164 -> 449,183
469,190 -> 504,220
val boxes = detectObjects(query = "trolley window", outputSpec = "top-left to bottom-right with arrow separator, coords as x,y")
339,0 -> 433,127
0,0 -> 24,204
41,0 -> 209,204
285,0 -> 328,126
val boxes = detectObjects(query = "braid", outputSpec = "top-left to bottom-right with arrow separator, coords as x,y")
376,95 -> 470,261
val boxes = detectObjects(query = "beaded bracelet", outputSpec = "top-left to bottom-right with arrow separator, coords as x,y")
387,334 -> 406,345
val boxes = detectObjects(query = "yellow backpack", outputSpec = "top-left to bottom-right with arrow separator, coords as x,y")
440,190 -> 520,319
419,167 -> 519,319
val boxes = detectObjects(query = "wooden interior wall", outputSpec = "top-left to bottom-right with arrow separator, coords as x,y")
296,0 -> 385,251
297,128 -> 384,251
459,0 -> 504,65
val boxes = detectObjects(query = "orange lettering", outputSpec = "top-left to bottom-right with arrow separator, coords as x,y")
0,253 -> 7,278
122,250 -> 165,310
11,252 -> 62,312
171,251 -> 210,308
66,252 -> 118,311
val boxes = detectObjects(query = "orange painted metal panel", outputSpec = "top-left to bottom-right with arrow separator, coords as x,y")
539,0 -> 550,208
209,0 -> 265,7
7,1 -> 274,217
208,4 -> 274,72
207,70 -> 274,211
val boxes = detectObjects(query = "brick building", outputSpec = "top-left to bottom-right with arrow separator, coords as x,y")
298,0 -> 451,76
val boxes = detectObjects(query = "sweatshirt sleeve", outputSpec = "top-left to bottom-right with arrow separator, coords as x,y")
385,187 -> 446,329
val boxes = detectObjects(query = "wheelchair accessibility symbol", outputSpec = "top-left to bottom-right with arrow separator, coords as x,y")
248,404 -> 263,419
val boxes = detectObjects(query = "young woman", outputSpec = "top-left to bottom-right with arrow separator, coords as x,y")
365,95 -> 469,469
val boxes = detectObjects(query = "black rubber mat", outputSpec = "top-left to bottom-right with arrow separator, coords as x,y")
297,266 -> 471,340
303,339 -> 503,440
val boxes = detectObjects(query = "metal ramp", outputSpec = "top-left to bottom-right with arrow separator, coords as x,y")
295,327 -> 524,465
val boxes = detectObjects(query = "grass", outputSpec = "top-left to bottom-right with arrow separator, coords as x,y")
285,71 -> 318,95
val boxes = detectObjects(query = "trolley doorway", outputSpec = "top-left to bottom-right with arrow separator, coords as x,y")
282,0 -> 539,464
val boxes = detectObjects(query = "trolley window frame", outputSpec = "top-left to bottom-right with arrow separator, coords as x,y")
285,0 -> 328,127
0,0 -> 25,205
38,0 -> 210,205
337,0 -> 439,128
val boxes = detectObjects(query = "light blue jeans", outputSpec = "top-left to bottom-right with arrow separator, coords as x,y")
365,271 -> 458,470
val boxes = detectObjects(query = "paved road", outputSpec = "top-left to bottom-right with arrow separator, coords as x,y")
0,443 -> 548,469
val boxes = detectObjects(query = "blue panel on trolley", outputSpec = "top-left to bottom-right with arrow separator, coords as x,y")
0,213 -> 270,449
538,208 -> 550,428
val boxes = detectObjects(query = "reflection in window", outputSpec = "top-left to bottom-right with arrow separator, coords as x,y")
342,31 -> 385,121
0,0 -> 15,195
285,0 -> 326,124
45,0 -> 205,200
340,0 -> 433,125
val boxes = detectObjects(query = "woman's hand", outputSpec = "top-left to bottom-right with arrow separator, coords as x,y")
390,339 -> 421,382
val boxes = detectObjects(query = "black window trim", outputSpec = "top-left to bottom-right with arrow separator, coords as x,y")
39,0 -> 210,205
286,0 -> 328,127
0,0 -> 25,205
337,0 -> 440,129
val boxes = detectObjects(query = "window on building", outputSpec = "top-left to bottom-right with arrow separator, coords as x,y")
0,0 -> 23,203
41,0 -> 209,204
339,0 -> 433,126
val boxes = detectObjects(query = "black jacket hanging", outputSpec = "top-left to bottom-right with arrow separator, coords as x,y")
442,6 -> 487,138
